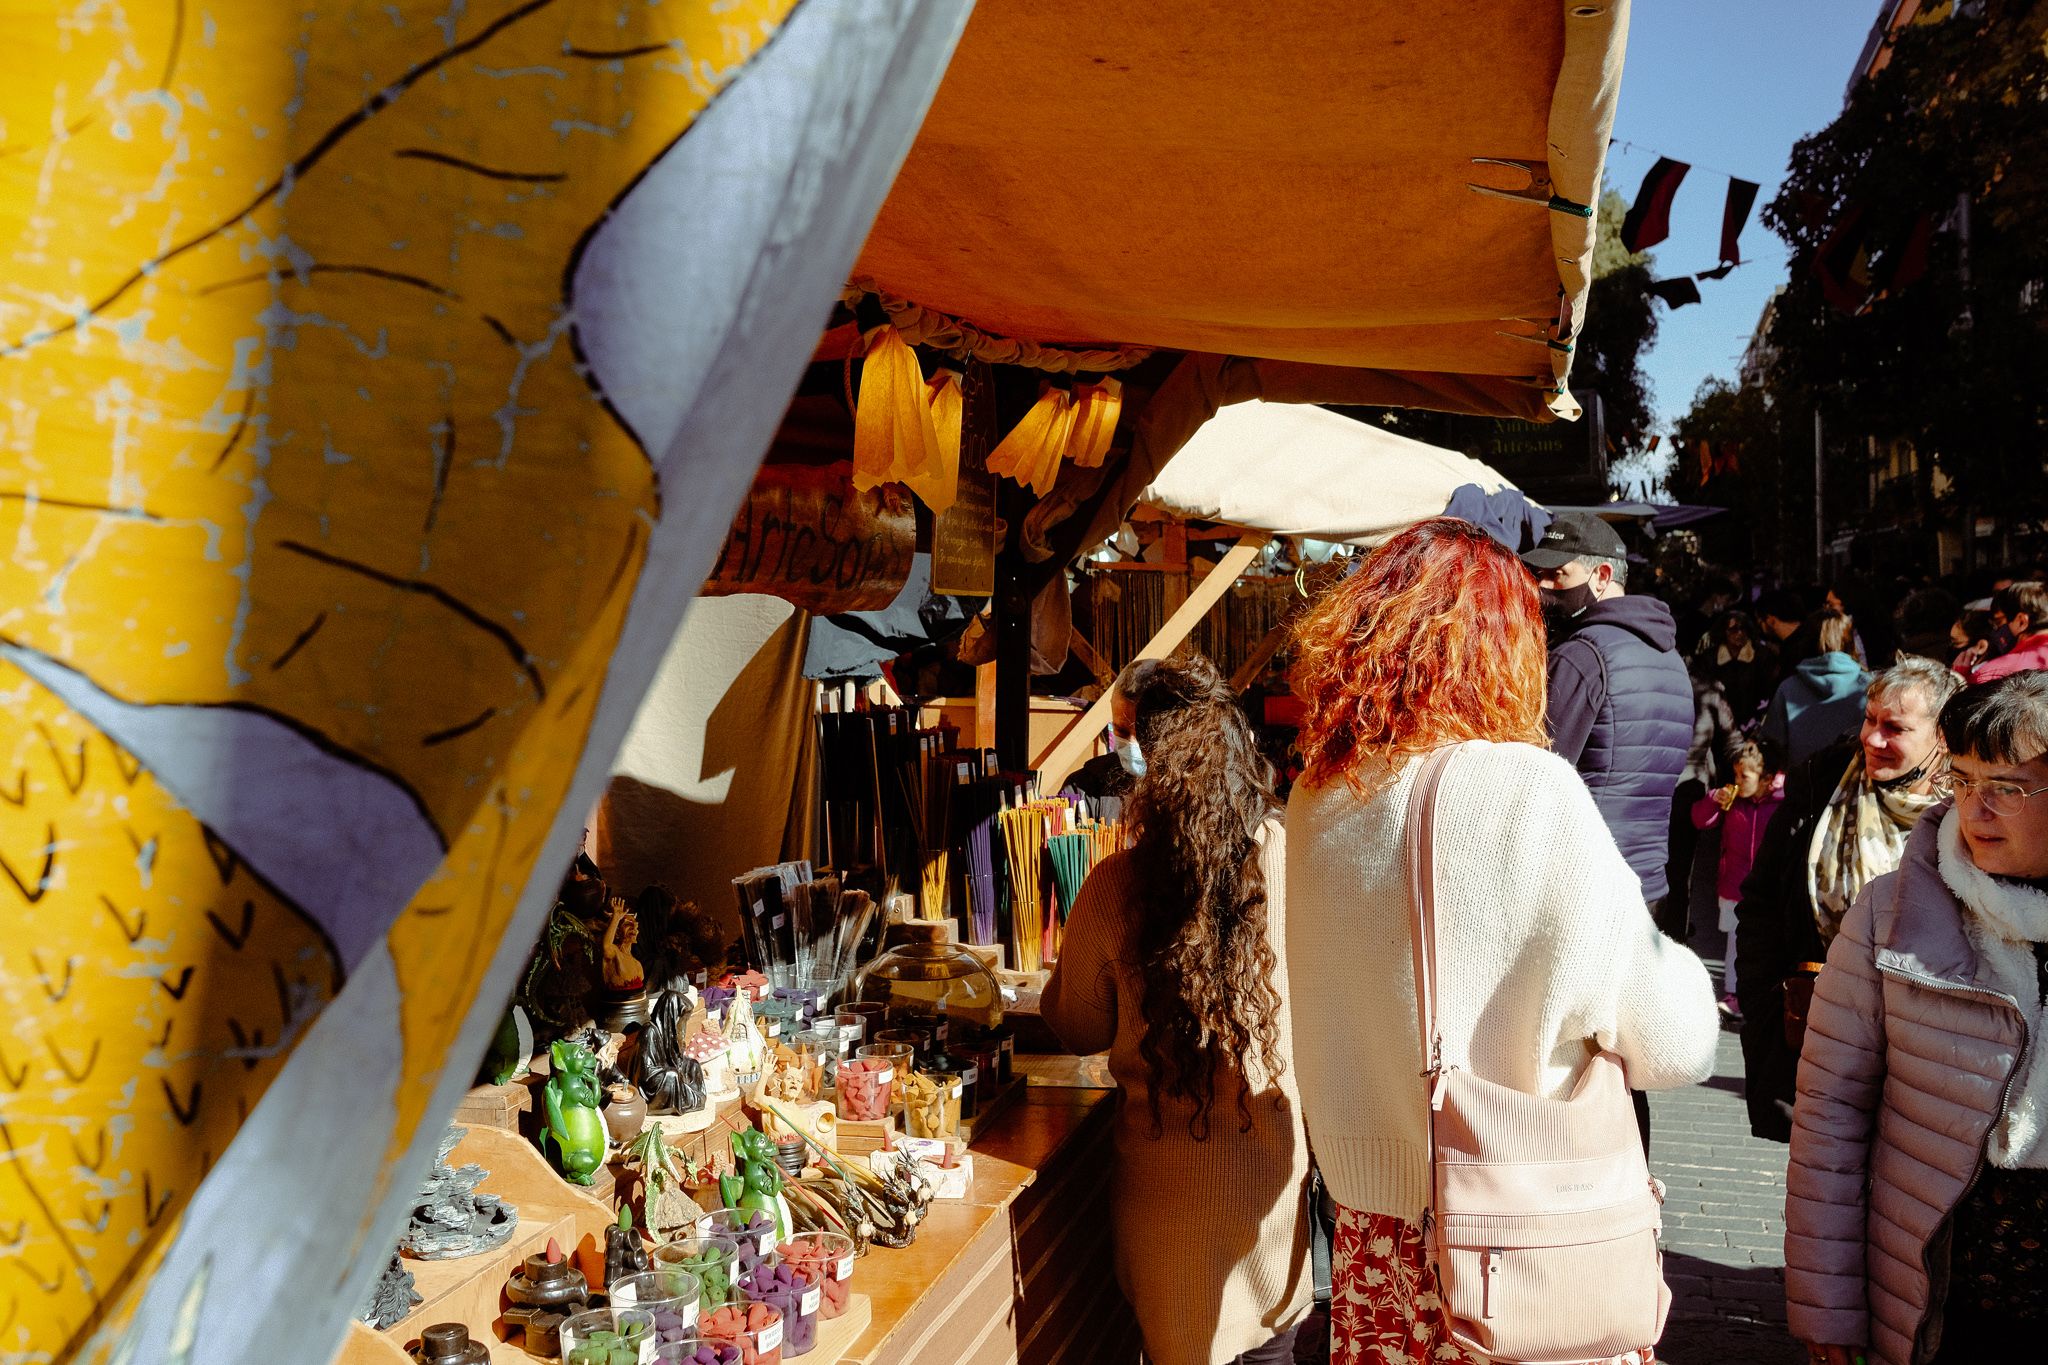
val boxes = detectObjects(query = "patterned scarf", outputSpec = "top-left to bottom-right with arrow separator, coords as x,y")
1807,754 -> 1942,944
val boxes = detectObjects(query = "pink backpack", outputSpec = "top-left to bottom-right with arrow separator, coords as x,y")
1404,746 -> 1672,1362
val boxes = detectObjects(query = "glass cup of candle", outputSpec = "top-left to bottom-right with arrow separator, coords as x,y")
560,1306 -> 655,1365
855,1043 -> 914,1115
654,1236 -> 741,1313
790,1028 -> 838,1098
609,1268 -> 703,1351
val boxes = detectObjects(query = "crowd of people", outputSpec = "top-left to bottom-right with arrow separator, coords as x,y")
1040,515 -> 2048,1365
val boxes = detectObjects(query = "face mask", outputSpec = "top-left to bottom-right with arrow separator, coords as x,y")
1990,624 -> 2017,656
1540,581 -> 1599,628
1113,734 -> 1147,779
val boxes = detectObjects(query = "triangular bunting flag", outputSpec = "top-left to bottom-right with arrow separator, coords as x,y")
1621,156 -> 1690,252
1720,178 -> 1761,265
1648,276 -> 1703,309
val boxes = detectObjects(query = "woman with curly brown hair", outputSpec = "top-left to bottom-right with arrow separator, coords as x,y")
1285,518 -> 1719,1365
1042,653 -> 1311,1365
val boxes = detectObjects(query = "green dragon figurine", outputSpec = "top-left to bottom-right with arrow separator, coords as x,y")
542,1040 -> 607,1186
719,1128 -> 790,1240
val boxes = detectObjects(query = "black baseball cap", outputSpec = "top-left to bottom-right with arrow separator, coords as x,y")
1520,510 -> 1627,571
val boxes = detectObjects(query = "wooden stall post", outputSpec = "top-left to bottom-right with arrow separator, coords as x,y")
1033,532 -> 1267,792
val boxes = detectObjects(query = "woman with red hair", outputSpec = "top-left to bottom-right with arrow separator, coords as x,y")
1285,519 -> 1718,1365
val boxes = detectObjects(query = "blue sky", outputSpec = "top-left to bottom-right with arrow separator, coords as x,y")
1606,1 -> 1883,451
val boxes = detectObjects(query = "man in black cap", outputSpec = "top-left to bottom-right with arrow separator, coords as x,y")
1524,512 -> 1696,1151
1523,512 -> 1695,927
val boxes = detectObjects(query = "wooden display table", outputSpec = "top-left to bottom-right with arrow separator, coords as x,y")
839,1072 -> 1135,1365
335,1063 -> 1132,1365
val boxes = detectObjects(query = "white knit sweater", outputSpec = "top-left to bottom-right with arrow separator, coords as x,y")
1285,741 -> 1720,1218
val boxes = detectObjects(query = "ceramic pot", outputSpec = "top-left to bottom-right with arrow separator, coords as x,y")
605,1084 -> 649,1145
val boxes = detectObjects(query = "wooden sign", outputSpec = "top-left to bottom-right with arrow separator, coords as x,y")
703,460 -> 914,613
931,362 -> 998,598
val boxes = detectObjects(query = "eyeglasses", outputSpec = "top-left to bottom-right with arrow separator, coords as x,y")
1933,772 -> 2048,818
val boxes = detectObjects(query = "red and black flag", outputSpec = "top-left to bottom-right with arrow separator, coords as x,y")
1648,275 -> 1703,309
1719,178 -> 1760,266
1621,156 -> 1690,252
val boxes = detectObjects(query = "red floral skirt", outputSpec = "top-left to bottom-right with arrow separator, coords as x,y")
1329,1205 -> 1656,1365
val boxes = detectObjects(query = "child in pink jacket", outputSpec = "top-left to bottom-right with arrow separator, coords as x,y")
1691,742 -> 1785,1017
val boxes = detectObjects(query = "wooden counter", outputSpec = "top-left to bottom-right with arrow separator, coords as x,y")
845,1067 -> 1139,1365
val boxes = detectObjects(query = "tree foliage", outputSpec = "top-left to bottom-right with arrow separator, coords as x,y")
1681,0 -> 2048,579
1579,190 -> 1659,459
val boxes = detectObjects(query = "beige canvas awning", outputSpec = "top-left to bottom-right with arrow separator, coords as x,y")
1138,400 -> 1525,546
854,0 -> 1631,422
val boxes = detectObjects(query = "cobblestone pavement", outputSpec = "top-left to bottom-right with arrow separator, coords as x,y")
1649,926 -> 1804,1365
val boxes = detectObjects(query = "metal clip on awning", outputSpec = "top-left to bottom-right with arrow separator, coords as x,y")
1466,157 -> 1594,218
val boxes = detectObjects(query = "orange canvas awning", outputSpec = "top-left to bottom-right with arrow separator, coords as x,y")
854,0 -> 1631,422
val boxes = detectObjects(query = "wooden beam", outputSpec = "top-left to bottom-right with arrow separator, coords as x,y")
1035,532 -> 1267,792
1228,619 -> 1292,692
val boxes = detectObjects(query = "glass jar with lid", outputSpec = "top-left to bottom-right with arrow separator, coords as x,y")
853,923 -> 1002,1053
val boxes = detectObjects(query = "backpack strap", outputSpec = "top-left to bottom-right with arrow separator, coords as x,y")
1405,746 -> 1459,1102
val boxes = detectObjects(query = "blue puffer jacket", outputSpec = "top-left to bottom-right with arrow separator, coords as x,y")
1545,595 -> 1695,902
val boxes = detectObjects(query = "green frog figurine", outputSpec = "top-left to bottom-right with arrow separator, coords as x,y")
542,1040 -> 606,1185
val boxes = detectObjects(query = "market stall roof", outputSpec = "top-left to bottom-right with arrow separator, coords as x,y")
853,0 -> 1631,422
1139,400 -> 1538,547
1553,501 -> 1730,532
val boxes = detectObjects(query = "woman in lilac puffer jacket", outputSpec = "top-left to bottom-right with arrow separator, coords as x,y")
1787,673 -> 2048,1364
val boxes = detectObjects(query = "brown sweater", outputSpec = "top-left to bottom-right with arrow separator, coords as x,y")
1040,820 -> 1312,1365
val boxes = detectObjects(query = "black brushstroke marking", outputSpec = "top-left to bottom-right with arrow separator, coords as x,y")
79,1200 -> 111,1235
34,724 -> 85,794
111,745 -> 144,785
100,894 -> 145,945
154,1018 -> 174,1050
197,265 -> 519,351
143,1173 -> 173,1227
197,262 -> 457,300
208,386 -> 256,473
162,1079 -> 202,1127
424,413 -> 453,534
0,771 -> 23,806
564,41 -> 673,60
1,824 -> 55,905
200,827 -> 238,884
271,962 -> 294,1025
269,610 -> 327,671
0,1047 -> 24,1091
154,966 -> 195,1002
43,1036 -> 98,1085
160,0 -> 186,91
67,1128 -> 106,1174
0,490 -> 160,522
394,147 -> 566,182
277,539 -> 547,699
30,953 -> 73,1003
4,1255 -> 60,1294
224,1019 -> 265,1071
410,904 -> 454,917
1,0 -> 563,355
422,708 -> 494,747
206,899 -> 255,950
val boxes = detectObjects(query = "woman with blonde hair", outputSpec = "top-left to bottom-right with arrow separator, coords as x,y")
1043,653 -> 1310,1365
1284,518 -> 1719,1364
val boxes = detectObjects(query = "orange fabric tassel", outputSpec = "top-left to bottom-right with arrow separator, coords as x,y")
1065,378 -> 1122,468
905,367 -> 962,513
989,383 -> 1075,496
853,325 -> 938,491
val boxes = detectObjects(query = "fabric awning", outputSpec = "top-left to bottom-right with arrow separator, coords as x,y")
854,0 -> 1631,422
1139,400 -> 1537,547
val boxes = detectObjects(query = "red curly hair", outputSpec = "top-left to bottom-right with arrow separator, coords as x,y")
1290,517 -> 1548,790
